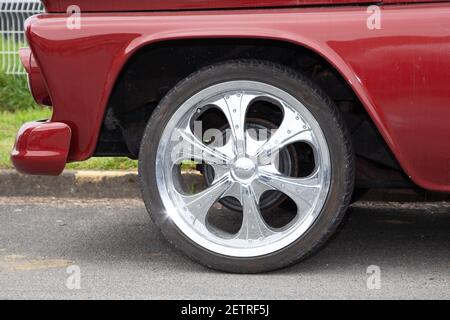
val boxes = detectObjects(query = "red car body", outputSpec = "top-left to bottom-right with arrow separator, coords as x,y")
12,0 -> 450,192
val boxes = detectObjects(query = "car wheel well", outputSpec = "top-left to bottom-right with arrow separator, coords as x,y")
96,38 -> 410,189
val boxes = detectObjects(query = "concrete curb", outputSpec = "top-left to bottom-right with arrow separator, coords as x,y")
0,170 -> 141,198
0,169 -> 207,199
0,169 -> 449,201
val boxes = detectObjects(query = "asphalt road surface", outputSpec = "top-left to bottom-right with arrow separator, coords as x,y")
0,196 -> 448,299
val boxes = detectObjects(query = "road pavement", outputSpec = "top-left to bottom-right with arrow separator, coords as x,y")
0,197 -> 448,299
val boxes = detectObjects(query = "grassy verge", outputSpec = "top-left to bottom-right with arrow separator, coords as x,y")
0,38 -> 37,112
0,73 -> 38,113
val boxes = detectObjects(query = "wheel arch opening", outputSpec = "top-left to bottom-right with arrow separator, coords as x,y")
96,37 -> 411,189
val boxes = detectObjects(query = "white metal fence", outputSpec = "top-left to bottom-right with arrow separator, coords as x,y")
0,0 -> 43,75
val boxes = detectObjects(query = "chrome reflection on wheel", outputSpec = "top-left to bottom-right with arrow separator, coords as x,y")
155,81 -> 331,257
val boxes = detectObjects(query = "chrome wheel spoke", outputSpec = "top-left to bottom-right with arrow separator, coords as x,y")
236,185 -> 275,241
222,181 -> 242,203
252,179 -> 275,203
210,93 -> 258,157
258,169 -> 322,217
175,126 -> 231,166
245,130 -> 267,159
256,103 -> 314,158
251,164 -> 281,201
180,176 -> 232,225
207,138 -> 235,182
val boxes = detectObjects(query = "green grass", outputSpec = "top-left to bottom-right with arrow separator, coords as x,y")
0,37 -> 39,112
0,68 -> 40,112
66,157 -> 137,171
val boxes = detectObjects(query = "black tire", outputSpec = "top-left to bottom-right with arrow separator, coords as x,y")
139,60 -> 354,273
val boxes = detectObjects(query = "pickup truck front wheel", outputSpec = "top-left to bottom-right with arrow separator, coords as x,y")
139,60 -> 354,273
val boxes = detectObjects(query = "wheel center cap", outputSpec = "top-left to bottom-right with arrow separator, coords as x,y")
232,157 -> 256,182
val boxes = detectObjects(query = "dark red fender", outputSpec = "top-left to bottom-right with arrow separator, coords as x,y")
25,3 -> 450,191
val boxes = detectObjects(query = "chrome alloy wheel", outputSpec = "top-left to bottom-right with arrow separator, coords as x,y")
155,81 -> 331,257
